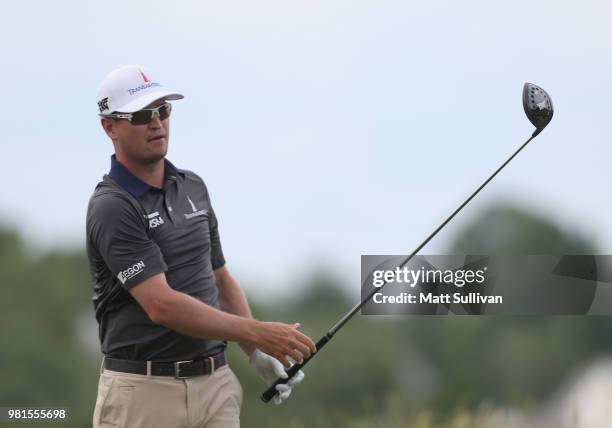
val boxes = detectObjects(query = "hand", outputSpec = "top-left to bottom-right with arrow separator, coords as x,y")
249,349 -> 305,405
251,321 -> 316,367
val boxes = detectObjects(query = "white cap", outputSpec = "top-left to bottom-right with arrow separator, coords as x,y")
96,65 -> 184,115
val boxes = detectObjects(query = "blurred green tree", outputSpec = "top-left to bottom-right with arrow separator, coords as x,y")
450,203 -> 595,254
0,227 -> 99,427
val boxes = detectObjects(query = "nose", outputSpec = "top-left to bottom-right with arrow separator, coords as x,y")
148,111 -> 163,128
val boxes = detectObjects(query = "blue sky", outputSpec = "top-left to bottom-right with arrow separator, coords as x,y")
1,0 -> 610,296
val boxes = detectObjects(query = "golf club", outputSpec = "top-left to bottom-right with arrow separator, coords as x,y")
261,82 -> 554,403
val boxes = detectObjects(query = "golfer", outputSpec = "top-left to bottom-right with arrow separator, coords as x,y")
86,65 -> 316,428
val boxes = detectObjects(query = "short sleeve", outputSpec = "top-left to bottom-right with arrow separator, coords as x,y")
201,183 -> 225,270
208,206 -> 225,270
87,193 -> 168,290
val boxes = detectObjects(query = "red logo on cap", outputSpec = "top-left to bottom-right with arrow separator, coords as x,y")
139,69 -> 150,83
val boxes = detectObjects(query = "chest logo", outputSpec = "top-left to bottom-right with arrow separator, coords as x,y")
147,211 -> 165,229
185,195 -> 208,219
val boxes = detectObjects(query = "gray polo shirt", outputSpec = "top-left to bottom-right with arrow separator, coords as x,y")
86,155 -> 226,361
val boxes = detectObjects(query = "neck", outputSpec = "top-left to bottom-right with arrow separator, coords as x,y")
116,154 -> 165,189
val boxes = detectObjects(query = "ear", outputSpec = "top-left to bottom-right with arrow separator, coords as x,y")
100,117 -> 117,140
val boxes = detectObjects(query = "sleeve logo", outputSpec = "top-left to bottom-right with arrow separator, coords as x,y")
117,260 -> 146,284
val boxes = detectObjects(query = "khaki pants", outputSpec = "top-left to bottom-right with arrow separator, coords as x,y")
93,358 -> 243,428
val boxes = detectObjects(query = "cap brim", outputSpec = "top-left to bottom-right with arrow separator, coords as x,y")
116,90 -> 184,113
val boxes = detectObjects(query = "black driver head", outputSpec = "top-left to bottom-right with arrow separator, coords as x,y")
523,82 -> 554,137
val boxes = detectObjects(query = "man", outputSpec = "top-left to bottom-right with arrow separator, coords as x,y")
86,65 -> 316,428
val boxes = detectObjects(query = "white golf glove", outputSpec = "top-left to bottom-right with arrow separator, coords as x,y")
249,349 -> 305,405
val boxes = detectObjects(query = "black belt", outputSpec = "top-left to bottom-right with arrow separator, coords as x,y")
104,352 -> 226,379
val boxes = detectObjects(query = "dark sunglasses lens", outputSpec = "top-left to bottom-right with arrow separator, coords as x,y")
159,104 -> 171,120
130,110 -> 153,125
130,104 -> 171,124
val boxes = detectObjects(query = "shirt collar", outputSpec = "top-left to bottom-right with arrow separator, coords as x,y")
108,154 -> 183,198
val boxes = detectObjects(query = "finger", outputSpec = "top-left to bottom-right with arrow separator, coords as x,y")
280,388 -> 292,401
291,323 -> 315,354
276,354 -> 291,369
292,341 -> 312,359
293,330 -> 317,354
276,384 -> 292,401
274,384 -> 291,405
287,348 -> 304,364
276,384 -> 291,393
270,358 -> 288,378
287,370 -> 304,387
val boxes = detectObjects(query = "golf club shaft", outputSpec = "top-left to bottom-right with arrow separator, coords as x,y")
261,134 -> 535,403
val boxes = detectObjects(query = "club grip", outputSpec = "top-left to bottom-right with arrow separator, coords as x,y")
260,334 -> 331,403
260,361 -> 304,403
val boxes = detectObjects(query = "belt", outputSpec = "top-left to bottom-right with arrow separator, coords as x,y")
104,352 -> 226,379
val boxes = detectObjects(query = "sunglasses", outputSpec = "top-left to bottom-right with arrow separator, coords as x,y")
102,102 -> 172,125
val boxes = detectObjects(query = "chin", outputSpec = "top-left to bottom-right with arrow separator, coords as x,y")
142,149 -> 167,164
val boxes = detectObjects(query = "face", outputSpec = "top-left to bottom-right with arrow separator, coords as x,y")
101,98 -> 170,165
